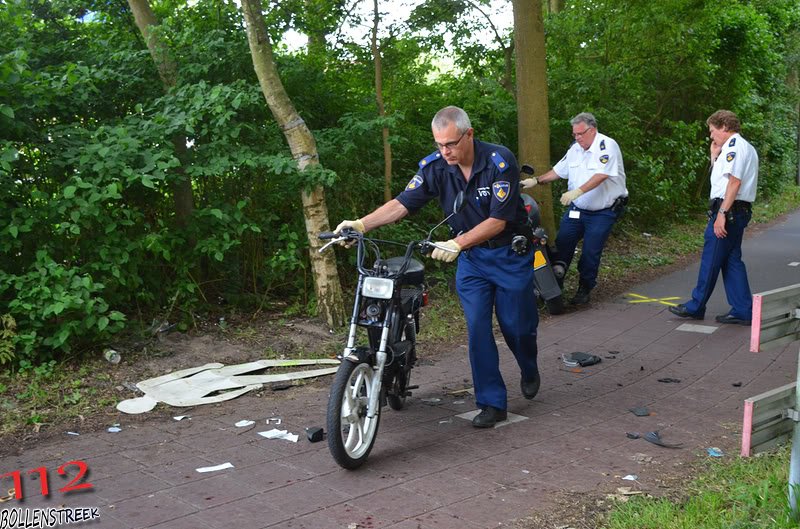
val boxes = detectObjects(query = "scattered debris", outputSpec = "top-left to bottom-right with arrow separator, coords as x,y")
627,431 -> 683,448
732,381 -> 742,387
628,406 -> 651,417
561,352 -> 602,368
116,359 -> 340,413
438,418 -> 452,424
452,400 -> 465,405
631,453 -> 653,463
66,432 -> 80,436
421,397 -> 442,404
195,462 -> 234,473
622,474 -> 638,481
267,417 -> 282,425
103,348 -> 121,365
306,427 -> 324,443
235,420 -> 255,428
657,377 -> 681,384
258,429 -> 299,443
107,425 -> 122,433
522,469 -> 530,474
707,447 -> 724,458
607,487 -> 645,502
173,415 -> 190,421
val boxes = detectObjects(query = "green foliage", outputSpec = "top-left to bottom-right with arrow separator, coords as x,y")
604,446 -> 796,529
0,314 -> 16,365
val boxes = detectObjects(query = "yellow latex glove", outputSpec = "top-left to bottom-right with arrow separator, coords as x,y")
334,219 -> 365,235
520,177 -> 539,190
431,240 -> 461,263
560,188 -> 584,206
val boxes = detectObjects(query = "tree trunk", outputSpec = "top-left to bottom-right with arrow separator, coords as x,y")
548,0 -> 564,15
790,65 -> 800,186
513,0 -> 557,238
371,0 -> 393,202
240,0 -> 345,328
127,0 -> 194,230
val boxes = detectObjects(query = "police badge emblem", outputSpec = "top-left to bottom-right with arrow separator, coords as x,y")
599,154 -> 609,164
405,174 -> 423,191
492,181 -> 510,202
726,152 -> 736,162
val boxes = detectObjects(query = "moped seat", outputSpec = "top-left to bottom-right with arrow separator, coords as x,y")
385,256 -> 425,285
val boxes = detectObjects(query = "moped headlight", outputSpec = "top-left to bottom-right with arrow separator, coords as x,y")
362,277 -> 394,300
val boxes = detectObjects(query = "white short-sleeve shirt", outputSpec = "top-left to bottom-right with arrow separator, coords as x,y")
709,133 -> 758,203
553,132 -> 628,211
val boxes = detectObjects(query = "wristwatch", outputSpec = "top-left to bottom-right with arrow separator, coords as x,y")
718,208 -> 727,215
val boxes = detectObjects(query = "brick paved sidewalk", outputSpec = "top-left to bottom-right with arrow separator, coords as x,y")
3,297 -> 796,529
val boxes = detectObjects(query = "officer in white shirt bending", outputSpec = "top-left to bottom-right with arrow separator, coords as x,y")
669,110 -> 758,325
521,112 -> 628,305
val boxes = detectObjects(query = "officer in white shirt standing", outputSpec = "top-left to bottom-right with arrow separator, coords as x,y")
521,112 -> 628,305
669,110 -> 758,325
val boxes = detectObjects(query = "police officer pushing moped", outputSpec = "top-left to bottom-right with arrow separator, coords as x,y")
335,106 -> 540,428
522,112 -> 628,305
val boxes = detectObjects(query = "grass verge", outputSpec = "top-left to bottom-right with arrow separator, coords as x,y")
603,446 -> 797,529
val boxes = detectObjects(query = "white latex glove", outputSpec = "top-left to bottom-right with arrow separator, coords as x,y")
560,188 -> 584,206
431,240 -> 461,263
334,219 -> 365,235
520,177 -> 539,190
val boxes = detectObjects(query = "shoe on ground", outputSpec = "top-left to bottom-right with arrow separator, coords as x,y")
570,285 -> 591,305
472,406 -> 507,428
668,304 -> 703,320
715,313 -> 751,326
521,372 -> 541,400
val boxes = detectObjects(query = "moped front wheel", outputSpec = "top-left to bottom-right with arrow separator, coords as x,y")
327,359 -> 381,469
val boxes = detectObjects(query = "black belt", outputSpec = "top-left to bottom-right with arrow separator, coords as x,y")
709,198 -> 752,213
477,233 -> 515,249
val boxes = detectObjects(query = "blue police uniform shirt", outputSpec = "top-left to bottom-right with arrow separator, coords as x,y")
396,140 -> 527,236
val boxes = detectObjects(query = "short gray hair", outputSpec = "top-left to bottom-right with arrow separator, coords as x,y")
570,112 -> 597,129
432,106 -> 472,133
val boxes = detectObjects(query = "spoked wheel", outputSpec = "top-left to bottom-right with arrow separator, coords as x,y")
327,359 -> 381,469
387,322 -> 416,411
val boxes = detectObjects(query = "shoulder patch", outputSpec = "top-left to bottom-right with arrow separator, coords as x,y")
599,154 -> 609,164
492,181 -> 510,202
728,137 -> 736,147
490,151 -> 509,172
726,151 -> 736,162
418,151 -> 442,168
405,174 -> 424,191
600,139 -> 606,151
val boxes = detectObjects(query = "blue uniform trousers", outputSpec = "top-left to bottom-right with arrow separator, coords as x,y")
684,209 -> 752,320
456,246 -> 539,411
555,207 -> 618,290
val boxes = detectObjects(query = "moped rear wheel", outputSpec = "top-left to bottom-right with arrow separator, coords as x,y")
327,359 -> 381,469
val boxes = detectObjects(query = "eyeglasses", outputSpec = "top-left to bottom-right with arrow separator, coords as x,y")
573,127 -> 594,138
434,131 -> 468,151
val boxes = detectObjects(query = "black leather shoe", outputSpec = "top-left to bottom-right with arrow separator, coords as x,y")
472,406 -> 507,428
668,304 -> 703,320
521,372 -> 541,400
571,285 -> 591,305
715,313 -> 751,326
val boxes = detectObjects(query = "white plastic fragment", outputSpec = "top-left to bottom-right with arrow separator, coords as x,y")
235,420 -> 255,428
173,415 -> 190,421
196,462 -> 234,473
258,429 -> 299,443
116,395 -> 158,414
107,426 -> 122,433
622,474 -> 638,481
266,417 -> 282,425
67,432 -> 80,436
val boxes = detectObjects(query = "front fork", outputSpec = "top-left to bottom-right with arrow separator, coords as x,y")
341,281 -> 393,420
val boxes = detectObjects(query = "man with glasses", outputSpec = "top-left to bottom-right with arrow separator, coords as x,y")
335,106 -> 541,428
669,110 -> 758,325
521,112 -> 628,305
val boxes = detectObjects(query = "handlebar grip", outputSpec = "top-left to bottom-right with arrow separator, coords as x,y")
419,241 -> 434,256
319,232 -> 336,240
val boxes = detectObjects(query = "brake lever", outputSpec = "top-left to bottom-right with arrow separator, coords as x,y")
430,242 -> 459,253
318,237 -> 346,253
